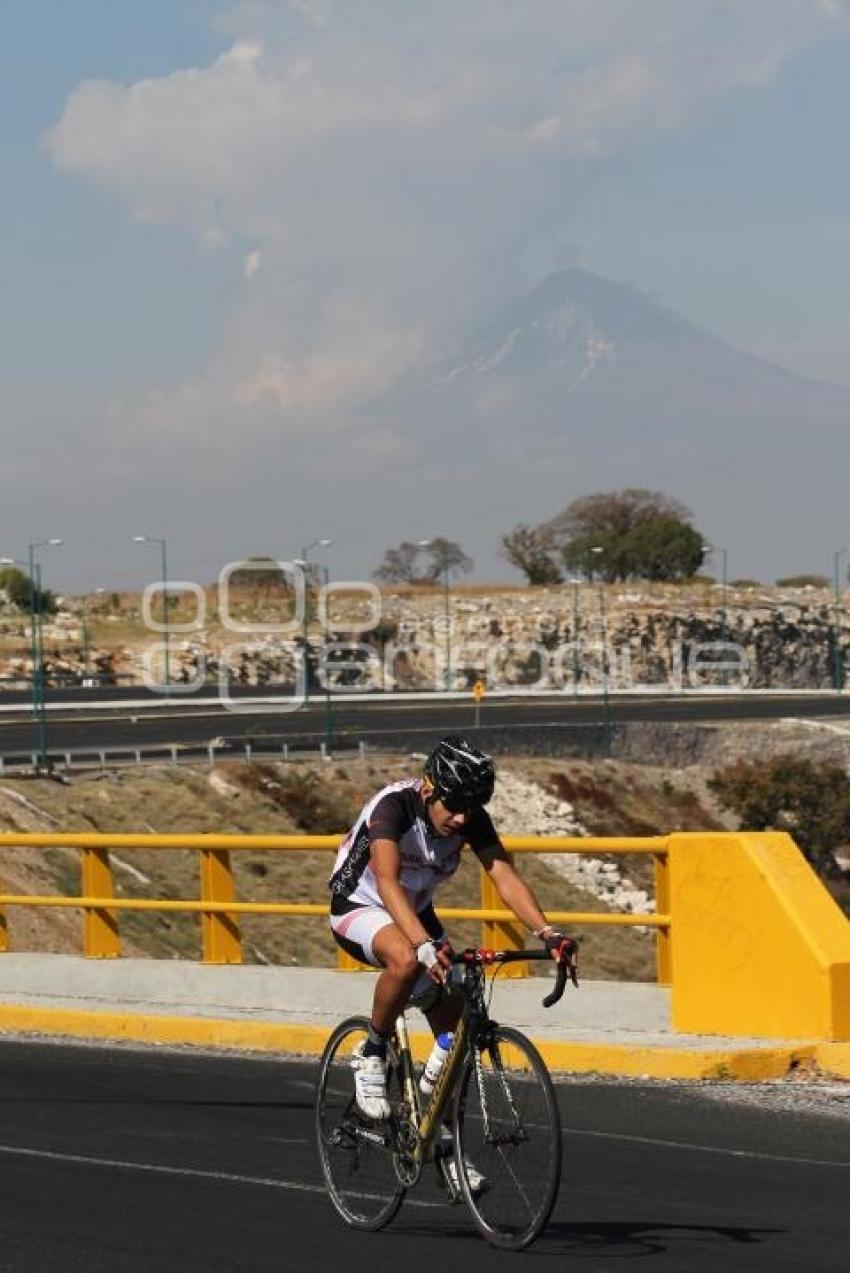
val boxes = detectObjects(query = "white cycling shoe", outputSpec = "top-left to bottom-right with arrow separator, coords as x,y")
445,1154 -> 488,1196
440,1133 -> 487,1195
352,1041 -> 391,1120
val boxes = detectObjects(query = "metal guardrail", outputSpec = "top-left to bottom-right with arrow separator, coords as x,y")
0,740 -> 352,772
0,833 -> 671,982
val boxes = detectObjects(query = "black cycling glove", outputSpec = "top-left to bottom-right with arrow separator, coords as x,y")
539,929 -> 579,984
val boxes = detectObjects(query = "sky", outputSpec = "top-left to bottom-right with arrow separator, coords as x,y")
2,0 -> 849,592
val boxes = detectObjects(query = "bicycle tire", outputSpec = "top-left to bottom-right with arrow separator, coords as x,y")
315,1015 -> 406,1231
453,1025 -> 562,1250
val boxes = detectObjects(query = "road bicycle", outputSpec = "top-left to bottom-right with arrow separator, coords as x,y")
315,947 -> 576,1250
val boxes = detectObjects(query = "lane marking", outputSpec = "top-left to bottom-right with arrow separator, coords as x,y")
564,1126 -> 850,1170
0,1142 -> 442,1205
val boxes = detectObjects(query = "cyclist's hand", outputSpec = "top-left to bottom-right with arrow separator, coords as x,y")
540,929 -> 579,982
416,937 -> 454,984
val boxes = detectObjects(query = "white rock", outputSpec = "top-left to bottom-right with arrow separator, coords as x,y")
208,769 -> 242,799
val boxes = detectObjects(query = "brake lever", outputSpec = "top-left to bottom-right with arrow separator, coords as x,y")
541,948 -> 579,1009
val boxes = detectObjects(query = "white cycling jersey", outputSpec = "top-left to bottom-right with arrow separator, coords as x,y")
329,777 -> 499,915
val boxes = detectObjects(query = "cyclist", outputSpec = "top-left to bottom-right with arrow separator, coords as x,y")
328,735 -> 576,1139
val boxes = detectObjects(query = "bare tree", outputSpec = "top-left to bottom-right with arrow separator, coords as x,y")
421,538 -> 474,583
373,542 -> 427,584
373,538 -> 473,584
501,525 -> 562,585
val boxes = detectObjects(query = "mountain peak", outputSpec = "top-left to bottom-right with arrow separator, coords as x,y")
511,268 -> 699,342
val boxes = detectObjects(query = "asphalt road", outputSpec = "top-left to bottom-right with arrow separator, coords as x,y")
2,692 -> 850,760
0,1039 -> 847,1272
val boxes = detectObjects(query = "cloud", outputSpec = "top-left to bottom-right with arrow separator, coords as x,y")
42,0 -> 848,542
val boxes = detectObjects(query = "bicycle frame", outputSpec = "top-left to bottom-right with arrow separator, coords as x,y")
392,945 -> 571,1167
394,1007 -> 470,1160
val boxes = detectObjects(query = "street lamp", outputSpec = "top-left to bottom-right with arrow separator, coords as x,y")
590,546 -> 612,753
321,564 -> 334,754
133,535 -> 170,693
418,539 -> 452,692
299,539 -> 332,703
568,576 -> 582,699
81,587 -> 106,685
27,538 -> 63,770
702,543 -> 728,641
833,546 -> 848,691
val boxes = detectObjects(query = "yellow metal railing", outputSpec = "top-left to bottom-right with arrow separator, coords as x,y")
0,833 -> 671,982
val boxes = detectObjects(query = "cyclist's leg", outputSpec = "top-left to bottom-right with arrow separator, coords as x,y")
330,908 -> 414,1118
331,904 -> 420,1031
370,923 -> 421,1033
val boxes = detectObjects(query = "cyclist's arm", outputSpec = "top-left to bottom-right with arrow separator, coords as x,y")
370,837 -> 435,949
476,841 -> 551,934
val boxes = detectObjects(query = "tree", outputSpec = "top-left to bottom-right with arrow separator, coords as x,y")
420,537 -> 473,584
543,488 -> 704,582
775,575 -> 830,589
501,525 -> 562,586
373,539 -> 473,585
622,516 -> 705,582
543,487 -> 691,543
708,755 -> 850,895
0,566 -> 57,615
373,542 -> 426,584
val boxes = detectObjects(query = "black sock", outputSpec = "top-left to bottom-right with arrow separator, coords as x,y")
363,1024 -> 389,1060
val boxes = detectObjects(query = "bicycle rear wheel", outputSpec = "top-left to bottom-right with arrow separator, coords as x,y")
453,1025 -> 561,1250
315,1016 -> 406,1231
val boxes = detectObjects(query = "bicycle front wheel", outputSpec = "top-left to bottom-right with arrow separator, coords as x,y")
453,1025 -> 562,1250
315,1016 -> 406,1231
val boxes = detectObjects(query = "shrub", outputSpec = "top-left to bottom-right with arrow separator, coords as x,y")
775,574 -> 830,589
708,755 -> 850,912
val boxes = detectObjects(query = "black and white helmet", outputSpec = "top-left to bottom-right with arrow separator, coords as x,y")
423,736 -> 495,811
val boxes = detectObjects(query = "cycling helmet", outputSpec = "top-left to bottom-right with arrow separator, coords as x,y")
423,735 -> 495,811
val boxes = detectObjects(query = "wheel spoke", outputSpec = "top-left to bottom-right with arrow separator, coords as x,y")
314,1017 -> 406,1231
454,1026 -> 561,1250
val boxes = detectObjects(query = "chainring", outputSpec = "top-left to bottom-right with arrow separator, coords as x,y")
391,1108 -> 422,1187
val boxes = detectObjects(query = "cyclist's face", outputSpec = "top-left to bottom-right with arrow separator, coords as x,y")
428,798 -> 471,835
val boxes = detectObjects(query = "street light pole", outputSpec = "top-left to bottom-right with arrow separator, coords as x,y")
570,577 -> 581,699
703,543 -> 729,641
133,536 -> 171,695
322,564 -> 334,754
81,588 -> 106,685
833,546 -> 848,691
299,539 -> 332,704
418,539 -> 452,691
442,562 -> 451,692
590,546 -> 611,754
27,538 -> 63,770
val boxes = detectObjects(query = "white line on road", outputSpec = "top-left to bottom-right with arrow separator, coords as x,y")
565,1126 -> 850,1170
0,1141 -> 442,1205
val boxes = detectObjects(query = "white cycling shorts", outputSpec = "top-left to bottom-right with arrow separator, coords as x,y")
329,904 -> 392,966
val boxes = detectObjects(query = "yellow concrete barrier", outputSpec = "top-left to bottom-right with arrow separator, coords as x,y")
668,832 -> 850,1041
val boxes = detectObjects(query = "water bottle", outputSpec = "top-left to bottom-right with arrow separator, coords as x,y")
419,1032 -> 453,1097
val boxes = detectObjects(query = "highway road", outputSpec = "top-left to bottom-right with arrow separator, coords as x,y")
2,692 -> 850,760
0,1039 -> 846,1271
